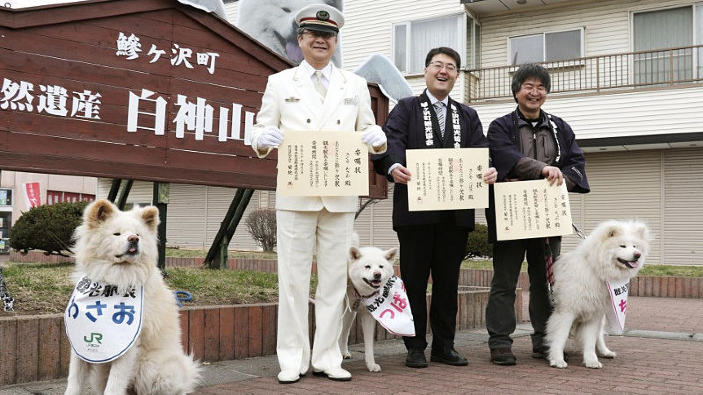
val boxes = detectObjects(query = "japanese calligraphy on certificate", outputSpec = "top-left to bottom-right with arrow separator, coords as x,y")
277,131 -> 368,196
494,179 -> 572,241
406,148 -> 489,211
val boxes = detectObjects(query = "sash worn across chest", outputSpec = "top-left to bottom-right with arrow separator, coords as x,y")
362,276 -> 415,337
419,93 -> 462,149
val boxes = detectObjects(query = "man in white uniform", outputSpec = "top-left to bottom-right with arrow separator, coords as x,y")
251,4 -> 387,384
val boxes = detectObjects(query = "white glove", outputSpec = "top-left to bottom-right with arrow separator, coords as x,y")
257,126 -> 283,149
361,128 -> 387,148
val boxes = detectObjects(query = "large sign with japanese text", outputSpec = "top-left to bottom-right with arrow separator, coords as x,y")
0,1 -> 388,198
406,148 -> 489,211
494,179 -> 573,241
277,132 -> 369,196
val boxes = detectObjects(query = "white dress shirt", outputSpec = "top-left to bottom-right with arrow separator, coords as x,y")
299,59 -> 333,89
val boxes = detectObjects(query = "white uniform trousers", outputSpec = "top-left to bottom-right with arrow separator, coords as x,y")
275,208 -> 354,374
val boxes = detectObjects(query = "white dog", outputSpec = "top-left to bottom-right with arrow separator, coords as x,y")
65,200 -> 199,394
547,220 -> 650,369
339,239 -> 397,372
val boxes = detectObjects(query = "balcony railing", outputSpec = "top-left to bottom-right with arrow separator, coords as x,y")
466,45 -> 703,102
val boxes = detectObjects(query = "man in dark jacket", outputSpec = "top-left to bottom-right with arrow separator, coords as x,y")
485,63 -> 589,365
373,47 -> 497,368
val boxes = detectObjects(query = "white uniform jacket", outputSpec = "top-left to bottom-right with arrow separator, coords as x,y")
252,64 -> 386,213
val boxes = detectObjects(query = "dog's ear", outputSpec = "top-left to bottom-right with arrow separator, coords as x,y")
604,224 -> 621,239
633,221 -> 651,242
85,199 -> 116,228
349,246 -> 362,261
384,247 -> 398,263
140,206 -> 160,231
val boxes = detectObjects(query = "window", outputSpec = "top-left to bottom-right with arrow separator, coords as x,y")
633,5 -> 703,84
393,14 -> 477,74
508,28 -> 583,65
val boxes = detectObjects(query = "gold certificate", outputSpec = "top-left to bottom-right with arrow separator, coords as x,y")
277,131 -> 369,196
406,148 -> 489,211
494,179 -> 573,241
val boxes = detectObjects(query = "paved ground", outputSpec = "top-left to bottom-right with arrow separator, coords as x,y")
3,296 -> 703,394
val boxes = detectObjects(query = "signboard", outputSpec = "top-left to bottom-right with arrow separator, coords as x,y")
494,179 -> 572,241
22,182 -> 41,208
0,0 -> 388,198
406,148 -> 489,211
277,132 -> 369,196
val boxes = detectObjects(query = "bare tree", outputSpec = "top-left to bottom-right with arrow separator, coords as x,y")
245,209 -> 277,251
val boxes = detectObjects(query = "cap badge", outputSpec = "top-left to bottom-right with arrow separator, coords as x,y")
316,10 -> 330,21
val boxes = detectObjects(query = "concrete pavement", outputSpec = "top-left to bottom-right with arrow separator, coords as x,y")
3,296 -> 703,394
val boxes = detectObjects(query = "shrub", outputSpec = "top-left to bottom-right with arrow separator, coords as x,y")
9,201 -> 88,256
245,209 -> 277,252
466,223 -> 493,258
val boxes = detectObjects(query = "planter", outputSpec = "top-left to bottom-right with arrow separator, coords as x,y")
0,287 -> 513,386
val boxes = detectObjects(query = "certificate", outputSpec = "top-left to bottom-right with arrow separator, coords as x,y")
406,148 -> 489,211
494,179 -> 572,241
277,131 -> 368,196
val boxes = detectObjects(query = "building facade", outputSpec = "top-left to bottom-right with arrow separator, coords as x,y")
220,0 -> 703,265
0,172 -> 96,253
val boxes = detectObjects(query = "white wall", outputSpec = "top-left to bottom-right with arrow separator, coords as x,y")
477,0 -> 699,68
472,86 -> 703,141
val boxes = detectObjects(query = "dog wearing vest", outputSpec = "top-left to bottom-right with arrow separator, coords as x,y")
339,234 -> 398,372
546,220 -> 650,369
64,200 -> 199,395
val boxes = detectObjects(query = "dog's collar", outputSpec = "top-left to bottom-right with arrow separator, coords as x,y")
352,287 -> 379,310
354,287 -> 379,299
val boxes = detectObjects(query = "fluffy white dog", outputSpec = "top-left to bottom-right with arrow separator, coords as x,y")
339,239 -> 397,372
65,200 -> 199,395
547,220 -> 650,369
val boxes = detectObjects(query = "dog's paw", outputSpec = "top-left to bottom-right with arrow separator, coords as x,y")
366,362 -> 381,372
549,359 -> 568,369
583,359 -> 603,369
342,351 -> 352,359
599,350 -> 616,359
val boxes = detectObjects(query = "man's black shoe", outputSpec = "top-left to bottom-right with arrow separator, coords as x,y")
405,349 -> 428,368
430,348 -> 468,366
490,347 -> 516,365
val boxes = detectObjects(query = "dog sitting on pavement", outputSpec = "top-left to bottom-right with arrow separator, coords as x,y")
339,235 -> 398,372
64,200 -> 200,394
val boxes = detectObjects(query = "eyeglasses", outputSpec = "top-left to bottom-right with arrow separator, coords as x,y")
521,83 -> 547,93
301,30 -> 337,40
428,61 -> 458,73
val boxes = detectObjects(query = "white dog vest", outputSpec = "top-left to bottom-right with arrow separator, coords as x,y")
363,276 -> 415,337
64,275 -> 144,363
